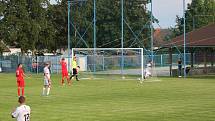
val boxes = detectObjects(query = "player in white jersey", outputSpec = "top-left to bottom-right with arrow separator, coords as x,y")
11,96 -> 31,121
144,60 -> 152,79
42,63 -> 51,96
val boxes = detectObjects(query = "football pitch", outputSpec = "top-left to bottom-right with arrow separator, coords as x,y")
1,73 -> 215,121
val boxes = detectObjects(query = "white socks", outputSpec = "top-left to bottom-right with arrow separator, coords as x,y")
42,87 -> 51,96
42,87 -> 46,95
47,87 -> 50,95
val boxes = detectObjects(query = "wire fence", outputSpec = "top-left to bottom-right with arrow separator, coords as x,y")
0,53 -> 214,75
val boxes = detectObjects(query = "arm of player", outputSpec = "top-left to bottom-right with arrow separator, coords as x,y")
11,107 -> 19,118
16,70 -> 19,77
23,73 -> 31,78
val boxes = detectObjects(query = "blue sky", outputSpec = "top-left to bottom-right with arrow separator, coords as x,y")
50,0 -> 192,28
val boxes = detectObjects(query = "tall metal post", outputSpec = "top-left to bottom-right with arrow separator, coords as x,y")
183,0 -> 186,77
141,48 -> 144,81
68,0 -> 71,72
121,0 -> 124,78
36,56 -> 38,74
93,0 -> 96,72
192,17 -> 195,30
150,0 -> 153,62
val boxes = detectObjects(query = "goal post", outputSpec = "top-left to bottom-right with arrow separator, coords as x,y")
71,48 -> 144,80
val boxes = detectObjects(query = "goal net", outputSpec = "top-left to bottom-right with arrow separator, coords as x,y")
71,48 -> 145,80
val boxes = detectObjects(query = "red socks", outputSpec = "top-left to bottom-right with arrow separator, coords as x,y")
22,88 -> 24,96
18,88 -> 20,96
17,88 -> 24,96
61,79 -> 64,85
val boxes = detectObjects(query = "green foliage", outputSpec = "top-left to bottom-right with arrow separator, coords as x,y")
0,0 -> 151,53
170,0 -> 215,37
54,0 -> 151,48
0,0 -> 54,53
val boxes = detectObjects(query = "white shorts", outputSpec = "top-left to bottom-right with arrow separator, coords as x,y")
146,72 -> 151,76
44,78 -> 49,86
144,69 -> 151,77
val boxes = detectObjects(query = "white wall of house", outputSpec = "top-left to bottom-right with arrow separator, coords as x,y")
2,48 -> 21,56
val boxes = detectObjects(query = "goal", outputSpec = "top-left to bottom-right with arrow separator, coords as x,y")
71,48 -> 144,80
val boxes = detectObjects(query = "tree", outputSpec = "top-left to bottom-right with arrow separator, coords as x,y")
0,0 -> 55,54
71,0 -> 151,48
170,0 -> 215,37
0,0 -> 153,53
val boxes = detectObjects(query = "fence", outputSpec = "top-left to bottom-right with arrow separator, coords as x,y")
0,55 -> 62,73
0,53 -> 214,75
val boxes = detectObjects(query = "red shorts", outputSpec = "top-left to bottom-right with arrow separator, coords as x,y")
62,71 -> 68,77
17,79 -> 25,87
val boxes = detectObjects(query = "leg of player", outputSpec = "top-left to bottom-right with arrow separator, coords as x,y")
17,80 -> 21,96
61,77 -> 65,85
179,67 -> 182,77
75,67 -> 80,81
145,74 -> 147,79
47,80 -> 51,95
145,71 -> 149,79
143,69 -> 146,79
21,87 -> 24,96
47,85 -> 51,95
73,68 -> 79,81
66,76 -> 71,85
75,75 -> 79,81
70,68 -> 76,80
42,85 -> 50,96
21,80 -> 25,96
17,87 -> 20,96
43,78 -> 49,96
42,85 -> 46,96
69,74 -> 74,80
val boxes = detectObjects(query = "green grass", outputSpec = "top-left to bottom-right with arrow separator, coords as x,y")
0,73 -> 215,121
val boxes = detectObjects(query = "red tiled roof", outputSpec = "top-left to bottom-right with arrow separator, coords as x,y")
162,23 -> 215,47
154,29 -> 172,47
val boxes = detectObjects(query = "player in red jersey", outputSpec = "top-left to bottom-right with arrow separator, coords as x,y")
60,58 -> 71,85
16,64 -> 26,96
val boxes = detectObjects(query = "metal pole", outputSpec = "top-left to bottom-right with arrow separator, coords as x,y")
93,0 -> 96,73
36,56 -> 38,74
102,55 -> 105,71
151,0 -> 154,62
57,56 -> 59,74
161,54 -> 163,67
192,17 -> 195,30
68,0 -> 71,73
141,48 -> 144,81
183,0 -> 186,77
121,0 -> 124,78
71,48 -> 74,73
17,54 -> 19,66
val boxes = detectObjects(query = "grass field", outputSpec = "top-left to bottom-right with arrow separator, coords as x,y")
0,73 -> 215,121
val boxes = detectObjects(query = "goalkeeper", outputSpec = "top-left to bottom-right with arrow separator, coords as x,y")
144,60 -> 152,79
70,57 -> 80,81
